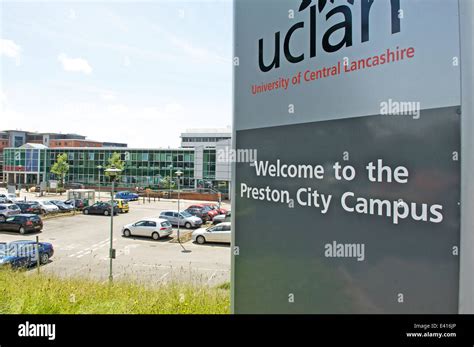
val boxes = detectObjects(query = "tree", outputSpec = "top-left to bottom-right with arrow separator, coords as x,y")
51,153 -> 69,194
105,152 -> 125,181
159,176 -> 176,189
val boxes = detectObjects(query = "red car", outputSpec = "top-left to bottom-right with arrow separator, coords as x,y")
187,204 -> 219,220
202,203 -> 227,215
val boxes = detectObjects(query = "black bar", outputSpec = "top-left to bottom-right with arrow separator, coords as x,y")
0,315 -> 473,346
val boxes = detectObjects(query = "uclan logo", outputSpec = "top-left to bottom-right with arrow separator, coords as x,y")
258,0 -> 402,72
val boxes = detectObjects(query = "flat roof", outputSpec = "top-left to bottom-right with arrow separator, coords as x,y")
3,146 -> 199,151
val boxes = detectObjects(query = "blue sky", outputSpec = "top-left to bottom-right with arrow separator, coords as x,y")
0,0 -> 233,147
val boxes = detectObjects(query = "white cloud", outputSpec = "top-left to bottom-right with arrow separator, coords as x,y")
107,104 -> 128,113
0,39 -> 21,65
58,53 -> 92,74
100,92 -> 117,101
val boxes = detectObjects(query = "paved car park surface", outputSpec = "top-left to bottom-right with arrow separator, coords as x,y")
0,190 -> 231,286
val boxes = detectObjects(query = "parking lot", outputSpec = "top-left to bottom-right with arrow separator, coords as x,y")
0,190 -> 231,286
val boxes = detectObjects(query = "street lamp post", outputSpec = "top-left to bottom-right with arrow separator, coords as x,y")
97,165 -> 103,201
168,164 -> 173,199
18,165 -> 23,198
175,170 -> 189,253
105,167 -> 122,283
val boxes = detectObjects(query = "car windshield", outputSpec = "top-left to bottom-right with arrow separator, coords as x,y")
180,211 -> 192,218
43,201 -> 53,205
202,206 -> 212,212
10,205 -> 19,210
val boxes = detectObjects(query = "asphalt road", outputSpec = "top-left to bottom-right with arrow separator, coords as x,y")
0,192 -> 231,286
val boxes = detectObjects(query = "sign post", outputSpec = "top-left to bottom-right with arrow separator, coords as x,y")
233,0 -> 469,313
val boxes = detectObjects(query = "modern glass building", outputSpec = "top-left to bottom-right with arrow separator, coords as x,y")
2,145 -> 230,192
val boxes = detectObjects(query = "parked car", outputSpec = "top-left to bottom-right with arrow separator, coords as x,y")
184,205 -> 218,222
202,203 -> 227,215
0,193 -> 18,203
192,222 -> 231,244
115,191 -> 139,201
185,207 -> 209,222
64,182 -> 85,190
122,218 -> 172,240
213,211 -> 231,224
0,214 -> 43,234
16,201 -> 42,215
50,200 -> 75,212
64,199 -> 85,210
189,204 -> 219,220
159,210 -> 203,229
0,204 -> 21,221
114,199 -> 129,213
36,200 -> 60,214
83,202 -> 119,216
0,240 -> 53,268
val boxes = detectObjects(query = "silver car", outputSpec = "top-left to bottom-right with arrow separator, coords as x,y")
0,193 -> 18,203
0,204 -> 21,221
159,210 -> 202,229
122,218 -> 172,240
192,222 -> 231,244
213,211 -> 231,224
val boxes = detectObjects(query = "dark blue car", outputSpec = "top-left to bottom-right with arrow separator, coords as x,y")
0,240 -> 54,269
115,191 -> 139,201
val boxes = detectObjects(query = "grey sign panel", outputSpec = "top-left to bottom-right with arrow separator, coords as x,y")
233,0 -> 462,313
234,0 -> 461,130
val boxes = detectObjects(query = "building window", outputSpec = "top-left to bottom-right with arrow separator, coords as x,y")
14,136 -> 24,147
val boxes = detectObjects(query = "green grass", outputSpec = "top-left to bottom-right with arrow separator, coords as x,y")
0,269 -> 230,314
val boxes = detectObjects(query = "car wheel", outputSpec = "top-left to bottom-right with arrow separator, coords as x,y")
152,232 -> 160,240
0,215 -> 5,222
40,253 -> 49,265
83,209 -> 89,215
19,227 -> 26,235
123,229 -> 131,237
104,210 -> 109,216
196,235 -> 206,244
41,209 -> 47,215
185,222 -> 192,229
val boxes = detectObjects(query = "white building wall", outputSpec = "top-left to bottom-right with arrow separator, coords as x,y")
194,146 -> 204,181
215,139 -> 231,181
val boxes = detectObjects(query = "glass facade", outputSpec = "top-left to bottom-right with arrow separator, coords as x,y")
3,148 -> 202,189
203,149 -> 216,180
3,148 -> 43,173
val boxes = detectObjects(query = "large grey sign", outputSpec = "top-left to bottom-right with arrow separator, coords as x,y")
233,0 -> 462,313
